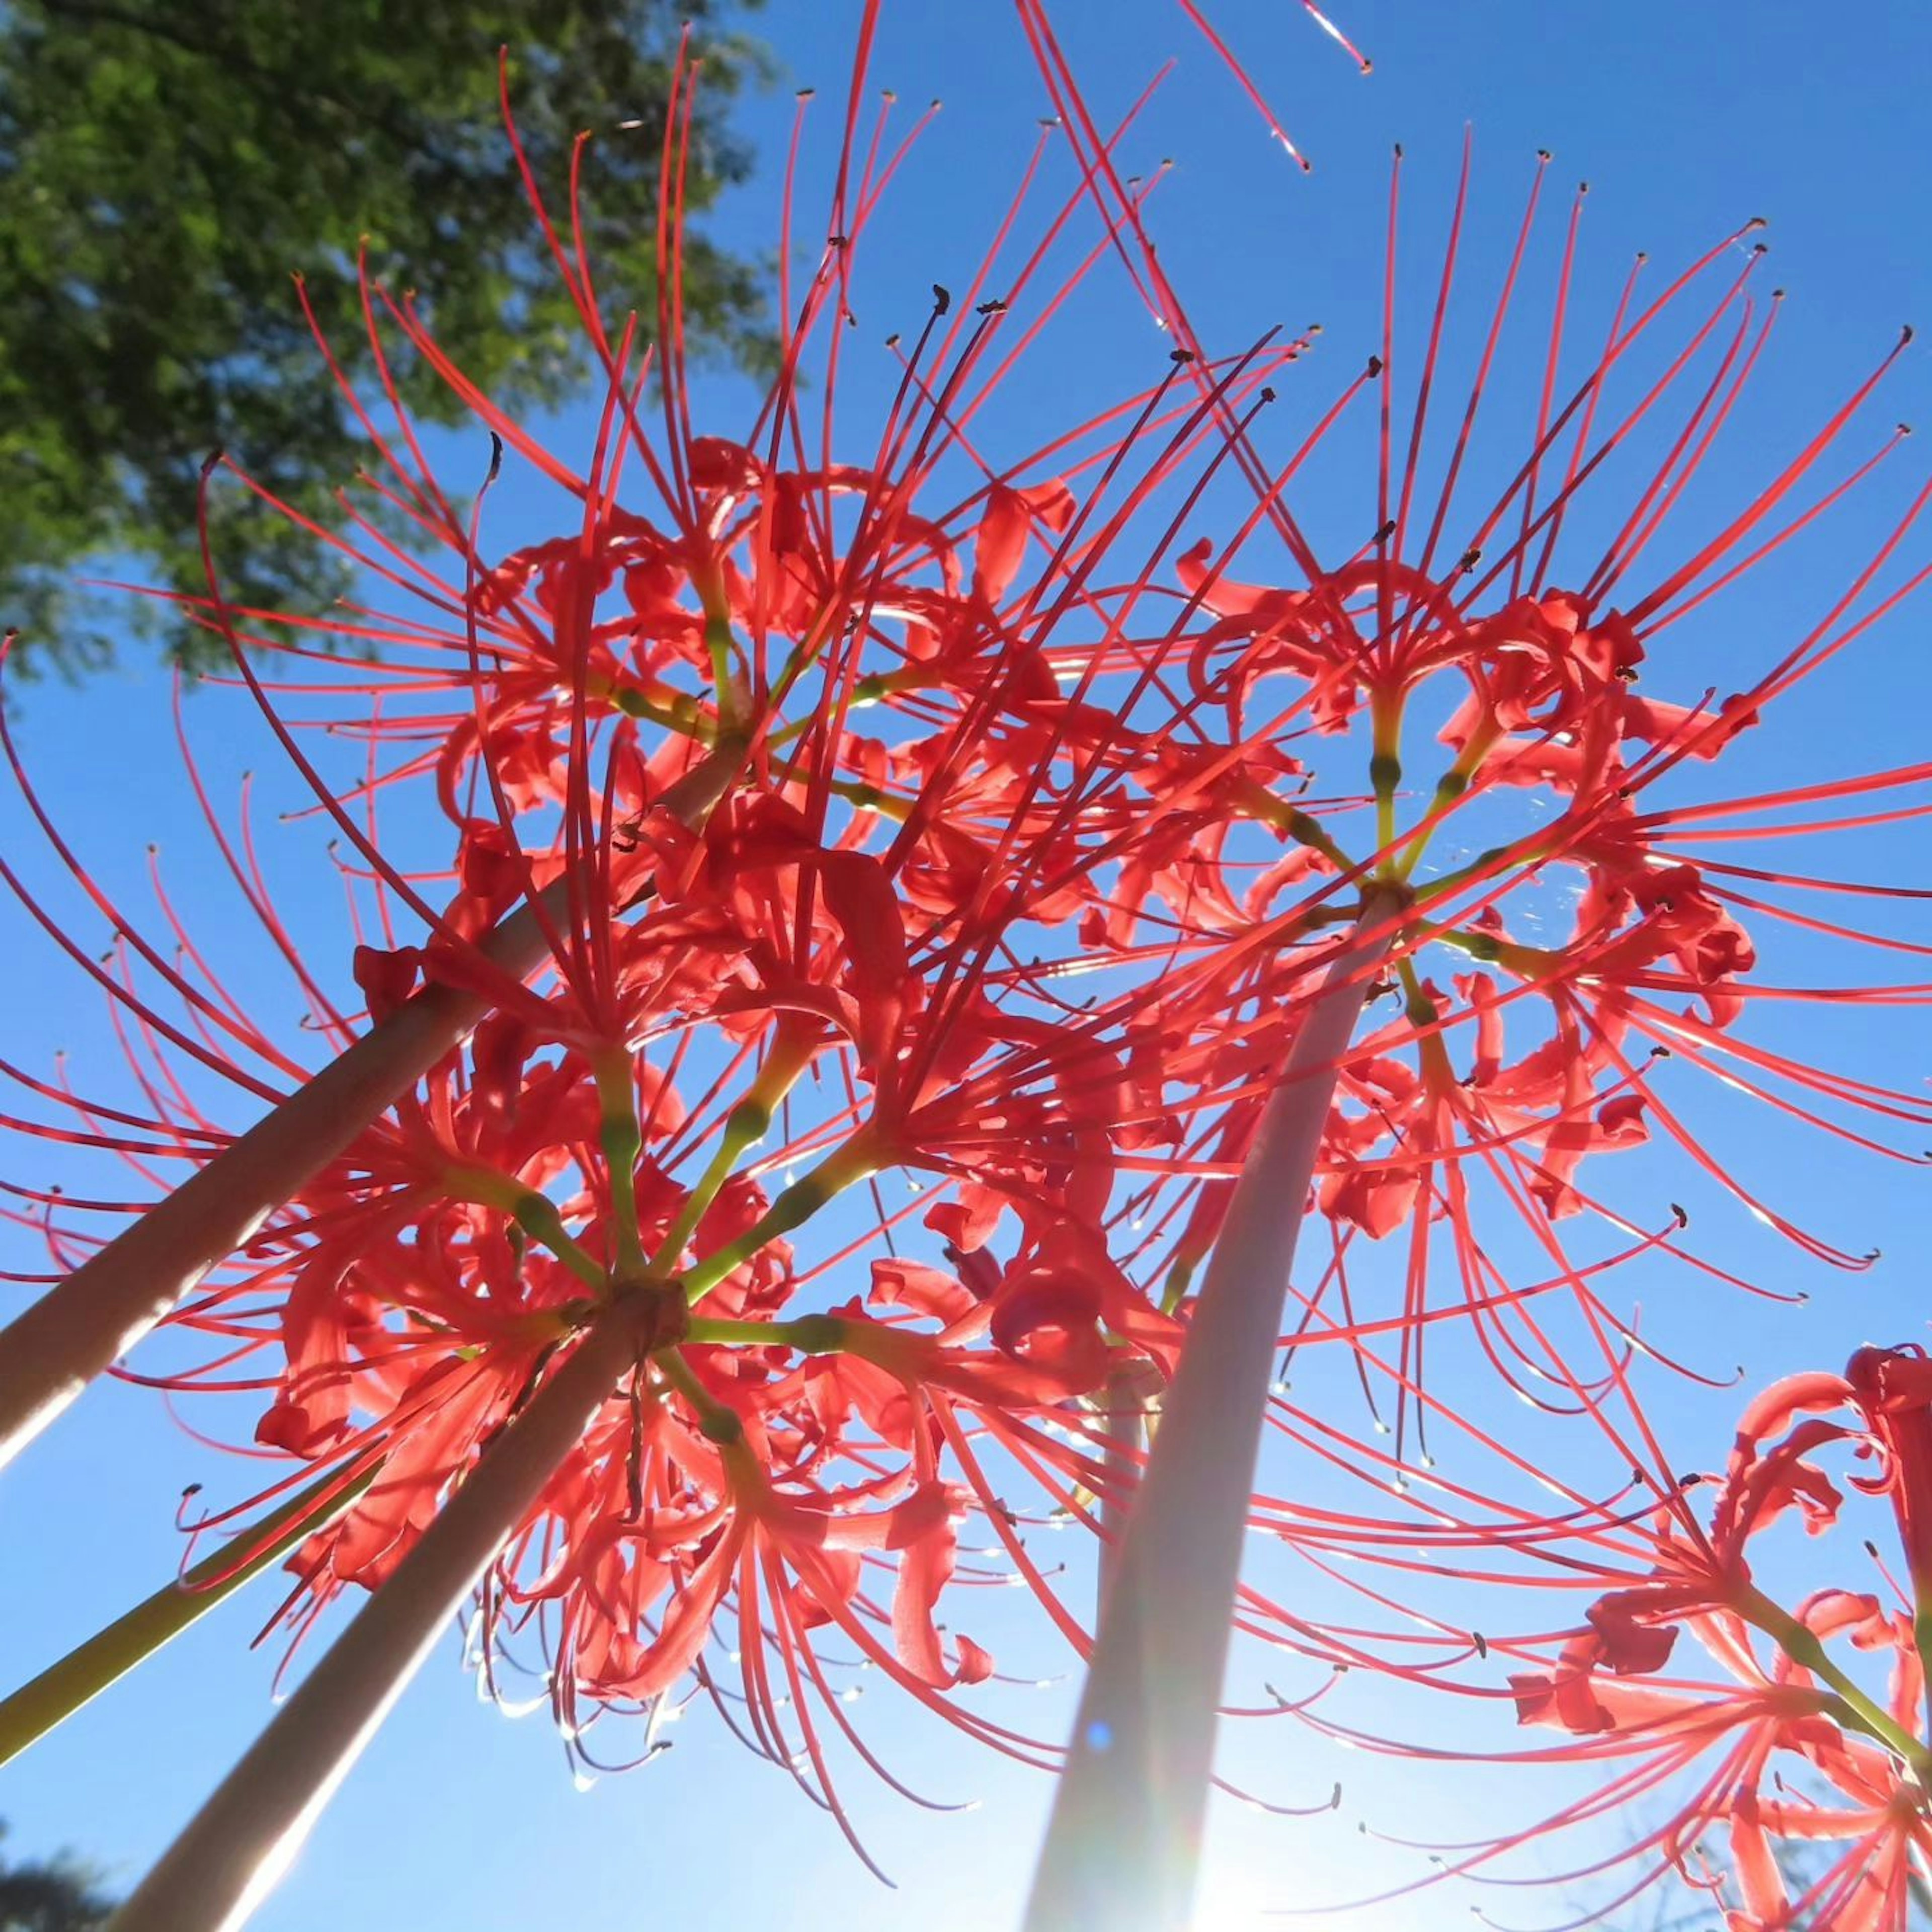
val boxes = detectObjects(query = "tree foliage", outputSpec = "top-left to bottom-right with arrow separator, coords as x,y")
0,0 -> 770,669
0,1825 -> 110,1932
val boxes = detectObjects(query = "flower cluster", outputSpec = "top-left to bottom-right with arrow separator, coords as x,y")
2,3 -> 1929,1923
1481,1346 -> 1932,1930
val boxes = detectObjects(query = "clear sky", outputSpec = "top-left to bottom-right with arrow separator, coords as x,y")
3,3 -> 1931,1928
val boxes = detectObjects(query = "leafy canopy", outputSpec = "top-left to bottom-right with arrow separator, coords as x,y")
0,1824 -> 110,1932
0,0 -> 770,669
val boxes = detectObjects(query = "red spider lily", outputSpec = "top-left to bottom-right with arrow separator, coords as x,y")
0,0 -> 1303,1471
1291,1348 -> 1932,1926
0,639 -> 746,1472
170,31 -> 1300,847
1070,144 -> 1932,1332
0,18 -> 1369,1926
1006,11 -> 1932,1917
7,8 -> 1932,1932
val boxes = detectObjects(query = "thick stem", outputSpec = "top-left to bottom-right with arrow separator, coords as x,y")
1096,1362 -> 1157,1608
0,903 -> 550,1471
107,1312 -> 641,1932
0,1462 -> 373,1768
1023,903 -> 1399,1932
0,747 -> 743,1471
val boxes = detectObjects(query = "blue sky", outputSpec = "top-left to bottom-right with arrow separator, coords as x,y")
3,3 -> 1931,1927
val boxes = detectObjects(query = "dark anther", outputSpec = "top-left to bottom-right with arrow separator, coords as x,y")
931,282 -> 951,314
1366,354 -> 1384,378
1472,1631 -> 1488,1659
485,432 -> 504,486
1671,1203 -> 1689,1229
199,447 -> 225,478
827,232 -> 847,249
1169,347 -> 1194,364
1373,518 -> 1397,544
977,297 -> 1008,316
1458,546 -> 1482,572
1259,386 -> 1276,403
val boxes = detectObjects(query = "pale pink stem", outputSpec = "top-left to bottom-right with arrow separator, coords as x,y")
0,748 -> 741,1471
107,1309 -> 642,1932
0,899 -> 550,1470
1023,901 -> 1399,1932
1096,1360 -> 1158,1607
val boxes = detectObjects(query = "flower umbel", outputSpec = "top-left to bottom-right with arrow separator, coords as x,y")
0,8 -> 1928,1932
